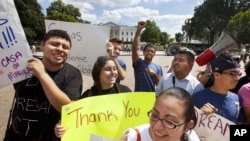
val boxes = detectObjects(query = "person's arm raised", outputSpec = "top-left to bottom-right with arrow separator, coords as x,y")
132,21 -> 146,64
106,42 -> 126,80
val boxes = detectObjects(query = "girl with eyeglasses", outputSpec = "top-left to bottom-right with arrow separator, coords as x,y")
121,87 -> 200,141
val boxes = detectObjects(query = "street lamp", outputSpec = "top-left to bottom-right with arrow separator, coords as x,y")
185,18 -> 192,47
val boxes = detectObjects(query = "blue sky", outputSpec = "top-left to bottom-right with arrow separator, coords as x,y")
38,0 -> 202,38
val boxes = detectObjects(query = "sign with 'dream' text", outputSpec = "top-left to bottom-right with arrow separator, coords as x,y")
194,107 -> 235,141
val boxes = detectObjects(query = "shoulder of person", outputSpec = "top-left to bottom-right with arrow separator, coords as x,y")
81,86 -> 96,98
64,62 -> 82,73
122,124 -> 150,141
162,72 -> 174,78
117,58 -> 125,63
81,89 -> 90,98
187,130 -> 200,141
192,88 -> 207,97
118,84 -> 132,92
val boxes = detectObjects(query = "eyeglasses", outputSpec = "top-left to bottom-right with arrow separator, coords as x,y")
221,71 -> 242,77
147,110 -> 186,129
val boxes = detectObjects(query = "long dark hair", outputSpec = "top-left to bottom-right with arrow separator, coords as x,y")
92,56 -> 120,93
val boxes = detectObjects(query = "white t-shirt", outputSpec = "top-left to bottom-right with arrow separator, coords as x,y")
123,124 -> 200,141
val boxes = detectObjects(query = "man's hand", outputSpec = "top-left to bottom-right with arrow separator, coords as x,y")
145,68 -> 157,76
137,21 -> 147,31
106,42 -> 114,57
27,58 -> 46,79
200,102 -> 218,115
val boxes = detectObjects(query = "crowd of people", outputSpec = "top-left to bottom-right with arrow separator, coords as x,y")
4,21 -> 250,141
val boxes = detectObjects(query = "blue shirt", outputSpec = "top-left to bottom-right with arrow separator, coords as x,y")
192,88 -> 245,123
116,58 -> 126,84
133,58 -> 163,92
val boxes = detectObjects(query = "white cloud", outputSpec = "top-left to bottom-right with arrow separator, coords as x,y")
63,0 -> 141,7
90,0 -> 141,7
98,5 -> 192,37
81,12 -> 97,22
101,10 -> 122,21
152,14 -> 193,36
102,6 -> 159,19
39,0 -> 198,38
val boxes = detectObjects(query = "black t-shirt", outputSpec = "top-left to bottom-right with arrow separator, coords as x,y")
81,84 -> 132,98
11,62 -> 82,139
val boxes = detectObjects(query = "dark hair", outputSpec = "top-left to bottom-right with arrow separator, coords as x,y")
143,43 -> 157,52
177,50 -> 195,63
109,38 -> 122,44
42,29 -> 71,47
92,56 -> 120,92
158,87 -> 197,129
245,61 -> 250,77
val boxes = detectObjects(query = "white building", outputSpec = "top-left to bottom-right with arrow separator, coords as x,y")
100,22 -> 137,43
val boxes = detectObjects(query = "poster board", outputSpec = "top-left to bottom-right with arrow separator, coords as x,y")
194,107 -> 235,141
45,20 -> 110,76
0,0 -> 33,89
61,92 -> 155,141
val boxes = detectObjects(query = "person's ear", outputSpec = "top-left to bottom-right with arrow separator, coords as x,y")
40,41 -> 45,51
184,120 -> 195,132
213,72 -> 220,78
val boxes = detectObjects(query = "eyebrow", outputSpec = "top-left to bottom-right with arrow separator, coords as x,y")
152,108 -> 176,118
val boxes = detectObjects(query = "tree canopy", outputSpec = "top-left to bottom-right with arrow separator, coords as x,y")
46,0 -> 89,23
14,0 -> 45,43
227,10 -> 250,44
185,0 -> 250,45
140,20 -> 161,44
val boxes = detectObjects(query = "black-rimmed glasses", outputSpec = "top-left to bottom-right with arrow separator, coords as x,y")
147,110 -> 186,129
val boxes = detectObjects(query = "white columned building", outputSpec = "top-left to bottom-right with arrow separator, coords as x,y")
100,22 -> 137,43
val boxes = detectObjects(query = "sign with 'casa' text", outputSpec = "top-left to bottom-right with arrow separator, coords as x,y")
0,0 -> 33,89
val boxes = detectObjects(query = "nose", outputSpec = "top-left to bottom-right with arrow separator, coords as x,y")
154,119 -> 165,129
110,69 -> 117,75
56,45 -> 64,51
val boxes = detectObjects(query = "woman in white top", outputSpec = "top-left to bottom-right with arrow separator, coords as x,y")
121,87 -> 200,141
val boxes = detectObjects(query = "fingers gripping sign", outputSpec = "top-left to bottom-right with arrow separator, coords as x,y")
106,42 -> 114,57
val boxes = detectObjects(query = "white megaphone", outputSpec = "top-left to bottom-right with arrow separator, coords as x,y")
196,31 -> 238,66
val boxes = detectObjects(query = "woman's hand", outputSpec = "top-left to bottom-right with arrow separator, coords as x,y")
54,122 -> 65,138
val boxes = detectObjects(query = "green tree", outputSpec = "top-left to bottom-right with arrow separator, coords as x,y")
46,0 -> 90,23
160,32 -> 170,45
14,0 -> 45,43
227,10 -> 250,44
192,0 -> 250,45
140,20 -> 161,43
175,32 -> 185,43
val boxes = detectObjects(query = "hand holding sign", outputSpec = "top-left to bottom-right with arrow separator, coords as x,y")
106,42 -> 114,57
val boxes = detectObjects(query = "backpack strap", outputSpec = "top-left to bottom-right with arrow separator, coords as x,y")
134,128 -> 141,141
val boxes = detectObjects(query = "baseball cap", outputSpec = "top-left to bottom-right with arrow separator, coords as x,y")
210,54 -> 240,72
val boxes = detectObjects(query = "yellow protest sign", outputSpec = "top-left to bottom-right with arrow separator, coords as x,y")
61,92 -> 155,141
